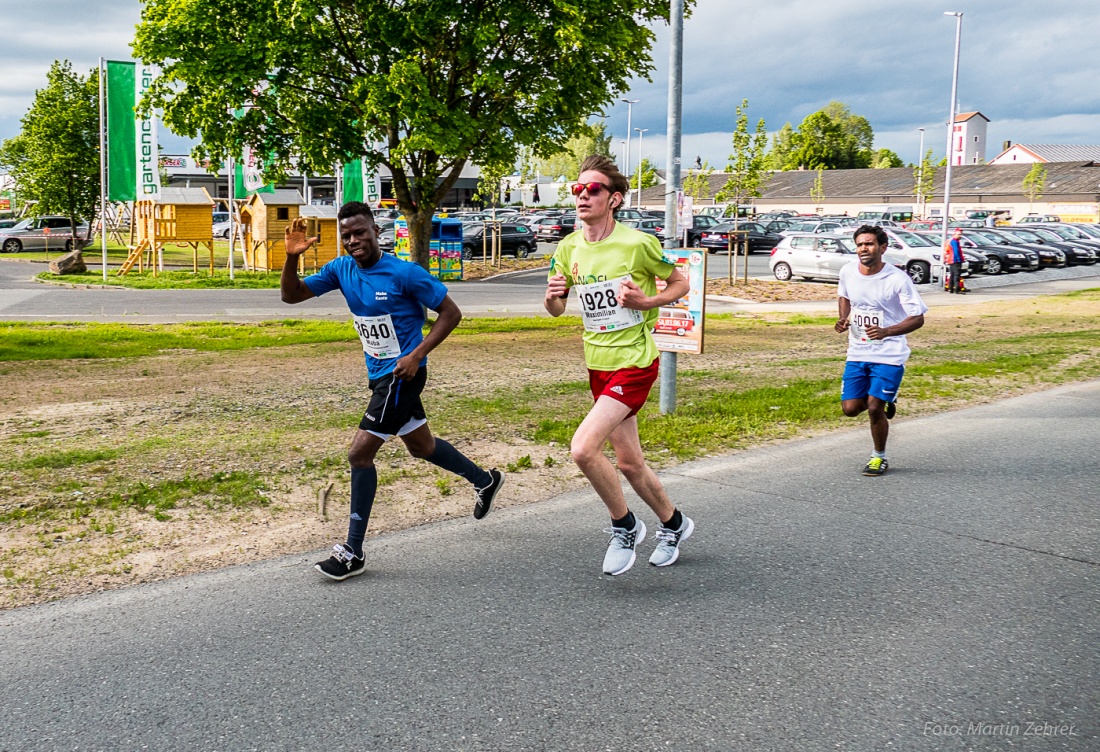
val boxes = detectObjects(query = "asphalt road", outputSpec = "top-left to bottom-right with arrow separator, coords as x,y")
2,382 -> 1097,751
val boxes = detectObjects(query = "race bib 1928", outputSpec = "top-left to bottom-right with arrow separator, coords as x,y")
575,276 -> 644,333
353,314 -> 401,359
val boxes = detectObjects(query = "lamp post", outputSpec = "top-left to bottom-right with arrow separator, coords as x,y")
917,127 -> 925,217
634,127 -> 648,208
940,11 -> 963,252
621,140 -> 627,173
621,98 -> 638,205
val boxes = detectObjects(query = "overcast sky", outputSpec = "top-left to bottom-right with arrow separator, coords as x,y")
2,0 -> 1098,174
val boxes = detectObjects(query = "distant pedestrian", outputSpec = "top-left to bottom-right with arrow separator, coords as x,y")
984,214 -> 997,227
835,225 -> 927,476
943,228 -> 967,293
280,205 -> 504,581
544,155 -> 694,575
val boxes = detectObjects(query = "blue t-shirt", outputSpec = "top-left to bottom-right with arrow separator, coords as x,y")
304,254 -> 449,378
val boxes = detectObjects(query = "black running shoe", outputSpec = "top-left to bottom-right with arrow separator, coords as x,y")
862,457 -> 889,476
473,469 -> 504,520
315,543 -> 365,581
884,400 -> 897,420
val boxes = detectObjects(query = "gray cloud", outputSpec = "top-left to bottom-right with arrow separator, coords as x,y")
2,0 -> 1097,172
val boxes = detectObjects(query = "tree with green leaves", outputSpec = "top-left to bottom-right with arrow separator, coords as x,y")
0,60 -> 99,249
682,159 -> 714,201
631,157 -> 659,194
912,148 -> 935,216
764,122 -> 795,171
810,168 -> 825,206
1022,163 -> 1047,209
134,0 -> 681,268
785,102 -> 874,170
523,121 -> 613,183
871,148 -> 903,168
716,99 -> 768,216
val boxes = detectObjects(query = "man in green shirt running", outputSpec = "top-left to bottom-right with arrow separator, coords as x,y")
544,155 -> 694,576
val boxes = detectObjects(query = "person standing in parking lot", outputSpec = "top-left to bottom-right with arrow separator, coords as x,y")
544,155 -> 693,575
835,225 -> 927,476
944,227 -> 967,293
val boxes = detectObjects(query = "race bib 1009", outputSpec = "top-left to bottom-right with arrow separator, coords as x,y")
849,306 -> 885,346
353,314 -> 401,359
575,276 -> 645,333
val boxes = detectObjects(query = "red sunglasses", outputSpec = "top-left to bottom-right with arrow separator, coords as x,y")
570,181 -> 612,196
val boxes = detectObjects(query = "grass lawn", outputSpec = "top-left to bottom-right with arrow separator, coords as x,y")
0,289 -> 1098,607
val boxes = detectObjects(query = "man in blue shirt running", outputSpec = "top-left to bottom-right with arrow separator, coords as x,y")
280,203 -> 503,581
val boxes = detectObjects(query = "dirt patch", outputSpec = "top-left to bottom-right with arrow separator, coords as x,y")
705,278 -> 839,302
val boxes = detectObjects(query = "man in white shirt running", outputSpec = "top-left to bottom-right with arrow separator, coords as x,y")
834,225 -> 927,476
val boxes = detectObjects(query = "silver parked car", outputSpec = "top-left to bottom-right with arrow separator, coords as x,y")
769,233 -> 907,282
0,215 -> 90,253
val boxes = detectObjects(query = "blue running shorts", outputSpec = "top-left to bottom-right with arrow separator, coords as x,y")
841,361 -> 905,402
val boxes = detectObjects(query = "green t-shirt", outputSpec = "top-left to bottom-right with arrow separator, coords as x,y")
550,222 -> 676,371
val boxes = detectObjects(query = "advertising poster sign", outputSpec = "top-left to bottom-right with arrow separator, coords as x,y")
654,250 -> 706,355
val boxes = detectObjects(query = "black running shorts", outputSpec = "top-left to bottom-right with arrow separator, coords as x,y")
359,367 -> 428,436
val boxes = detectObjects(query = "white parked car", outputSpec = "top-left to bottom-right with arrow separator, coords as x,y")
769,233 -> 906,282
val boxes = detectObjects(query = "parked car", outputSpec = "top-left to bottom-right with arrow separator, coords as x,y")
698,221 -> 783,254
988,227 -> 1088,267
378,227 -> 396,254
1016,215 -> 1061,224
878,227 -> 954,285
619,218 -> 664,237
0,215 -> 90,253
949,229 -> 1040,274
462,222 -> 537,259
779,219 -> 845,236
661,214 -> 722,246
1030,224 -> 1100,262
535,214 -> 577,242
769,234 -> 907,282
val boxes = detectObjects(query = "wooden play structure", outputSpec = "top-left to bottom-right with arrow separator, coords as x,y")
239,189 -> 306,273
119,187 -> 216,276
295,204 -> 341,272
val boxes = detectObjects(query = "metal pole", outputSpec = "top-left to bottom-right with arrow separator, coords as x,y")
98,58 -> 108,282
917,127 -> 925,218
227,156 -> 235,280
635,128 -> 647,209
659,0 -> 683,416
621,98 -> 637,205
939,12 -> 963,252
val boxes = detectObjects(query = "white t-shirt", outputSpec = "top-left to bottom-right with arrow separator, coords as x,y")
837,261 -> 928,366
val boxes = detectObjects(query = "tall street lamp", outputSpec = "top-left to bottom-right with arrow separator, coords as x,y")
621,98 -> 638,205
940,11 -> 963,251
634,127 -> 648,208
917,127 -> 925,217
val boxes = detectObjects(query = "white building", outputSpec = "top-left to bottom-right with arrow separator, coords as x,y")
950,111 -> 989,165
989,143 -> 1100,165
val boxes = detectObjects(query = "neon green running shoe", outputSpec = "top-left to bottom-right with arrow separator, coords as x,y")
862,457 -> 889,476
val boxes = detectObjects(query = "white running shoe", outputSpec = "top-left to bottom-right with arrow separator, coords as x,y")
648,515 -> 695,567
602,519 -> 647,576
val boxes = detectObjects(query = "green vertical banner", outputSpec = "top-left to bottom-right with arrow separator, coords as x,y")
233,144 -> 275,196
105,61 -> 136,201
342,159 -> 363,203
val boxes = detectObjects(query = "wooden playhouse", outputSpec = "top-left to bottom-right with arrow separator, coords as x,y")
240,189 -> 307,272
296,204 -> 341,272
120,187 -> 216,275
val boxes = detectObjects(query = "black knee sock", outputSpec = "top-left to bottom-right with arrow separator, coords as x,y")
425,439 -> 491,487
346,466 -> 377,558
612,510 -> 636,531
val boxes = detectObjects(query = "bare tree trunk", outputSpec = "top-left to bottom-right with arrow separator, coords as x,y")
405,208 -> 435,270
